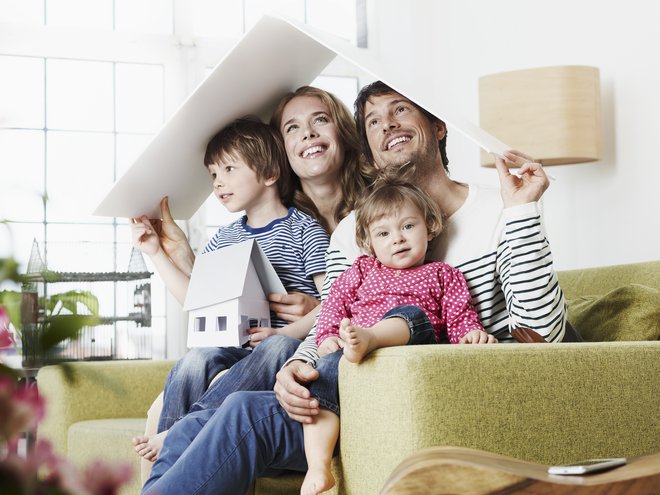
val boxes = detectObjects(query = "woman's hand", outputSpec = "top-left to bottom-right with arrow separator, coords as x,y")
317,336 -> 343,357
130,217 -> 161,256
246,327 -> 278,348
268,292 -> 320,323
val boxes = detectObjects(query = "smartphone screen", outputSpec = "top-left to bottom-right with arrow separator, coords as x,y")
548,458 -> 627,475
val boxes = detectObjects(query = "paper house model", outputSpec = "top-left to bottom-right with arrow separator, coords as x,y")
93,14 -> 510,221
183,239 -> 286,348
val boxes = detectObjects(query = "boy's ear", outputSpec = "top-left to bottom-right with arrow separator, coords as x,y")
264,174 -> 279,187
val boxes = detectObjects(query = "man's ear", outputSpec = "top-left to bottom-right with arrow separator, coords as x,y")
435,121 -> 447,141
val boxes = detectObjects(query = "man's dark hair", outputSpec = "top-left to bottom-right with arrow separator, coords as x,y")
354,81 -> 449,172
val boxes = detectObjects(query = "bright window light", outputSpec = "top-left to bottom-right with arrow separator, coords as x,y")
47,59 -> 114,132
116,133 -> 154,178
46,224 -> 116,271
0,130 -> 45,222
0,56 -> 44,129
114,0 -> 174,34
46,131 -> 115,223
0,0 -> 45,25
192,0 -> 244,38
244,0 -> 304,32
46,0 -> 113,30
307,0 -> 357,43
115,63 -> 165,133
311,75 -> 359,113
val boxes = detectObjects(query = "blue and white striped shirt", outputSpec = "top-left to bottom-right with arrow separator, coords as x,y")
202,207 -> 329,328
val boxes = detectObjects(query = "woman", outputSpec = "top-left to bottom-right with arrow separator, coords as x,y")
133,86 -> 371,480
270,85 -> 372,234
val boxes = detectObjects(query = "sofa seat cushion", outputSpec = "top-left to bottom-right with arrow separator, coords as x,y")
68,418 -> 146,495
567,284 -> 660,341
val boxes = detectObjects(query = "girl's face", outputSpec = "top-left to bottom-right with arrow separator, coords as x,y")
368,202 -> 431,270
279,95 -> 345,184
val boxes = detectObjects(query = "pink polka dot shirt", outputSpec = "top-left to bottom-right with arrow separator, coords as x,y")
316,255 -> 484,345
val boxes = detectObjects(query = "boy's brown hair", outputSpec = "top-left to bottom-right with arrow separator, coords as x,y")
204,116 -> 292,204
355,180 -> 443,256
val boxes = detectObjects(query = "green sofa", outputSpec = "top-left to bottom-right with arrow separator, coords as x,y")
37,260 -> 660,495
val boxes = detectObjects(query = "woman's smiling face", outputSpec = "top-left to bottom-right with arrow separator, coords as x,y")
279,95 -> 345,183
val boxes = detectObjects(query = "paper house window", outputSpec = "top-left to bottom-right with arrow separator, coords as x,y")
216,316 -> 227,332
194,317 -> 206,332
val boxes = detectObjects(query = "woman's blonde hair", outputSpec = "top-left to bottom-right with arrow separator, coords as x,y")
355,180 -> 443,256
270,86 -> 374,231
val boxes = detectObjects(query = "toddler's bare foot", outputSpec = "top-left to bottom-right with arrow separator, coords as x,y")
300,465 -> 335,495
131,430 -> 168,462
339,318 -> 374,364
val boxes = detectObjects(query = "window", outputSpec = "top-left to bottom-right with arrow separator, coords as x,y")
0,0 -> 364,360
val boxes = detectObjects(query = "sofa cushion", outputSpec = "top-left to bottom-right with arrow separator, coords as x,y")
567,284 -> 660,341
68,418 -> 146,495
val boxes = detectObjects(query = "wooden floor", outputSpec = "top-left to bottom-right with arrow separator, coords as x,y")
380,447 -> 660,495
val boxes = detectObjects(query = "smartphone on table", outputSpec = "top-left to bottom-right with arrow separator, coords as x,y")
547,458 -> 627,475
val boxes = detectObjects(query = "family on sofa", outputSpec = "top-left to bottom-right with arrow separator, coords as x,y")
130,81 -> 576,495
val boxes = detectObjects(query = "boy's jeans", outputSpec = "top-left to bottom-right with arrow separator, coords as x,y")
310,304 -> 436,415
143,391 -> 305,495
158,335 -> 301,432
143,306 -> 437,495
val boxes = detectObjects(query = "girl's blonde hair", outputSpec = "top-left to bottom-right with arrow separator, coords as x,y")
270,86 -> 374,232
355,180 -> 443,256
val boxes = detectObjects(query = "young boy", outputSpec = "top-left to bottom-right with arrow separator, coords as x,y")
130,116 -> 329,461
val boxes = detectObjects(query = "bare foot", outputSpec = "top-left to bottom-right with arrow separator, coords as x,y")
300,465 -> 335,495
338,318 -> 374,364
131,430 -> 168,462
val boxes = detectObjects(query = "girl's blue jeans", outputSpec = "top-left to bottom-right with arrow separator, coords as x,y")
310,304 -> 436,415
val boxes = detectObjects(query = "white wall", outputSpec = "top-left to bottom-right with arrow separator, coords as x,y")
368,0 -> 660,269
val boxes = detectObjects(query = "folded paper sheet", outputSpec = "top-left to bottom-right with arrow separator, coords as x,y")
94,15 -> 509,220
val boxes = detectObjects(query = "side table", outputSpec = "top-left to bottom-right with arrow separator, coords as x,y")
380,446 -> 660,494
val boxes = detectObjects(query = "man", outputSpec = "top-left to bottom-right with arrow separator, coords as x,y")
142,82 -> 567,495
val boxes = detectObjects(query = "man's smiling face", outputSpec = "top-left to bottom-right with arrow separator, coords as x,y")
363,92 -> 446,172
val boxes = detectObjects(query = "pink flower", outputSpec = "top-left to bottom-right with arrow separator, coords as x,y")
81,459 -> 134,495
0,306 -> 13,349
0,377 -> 45,440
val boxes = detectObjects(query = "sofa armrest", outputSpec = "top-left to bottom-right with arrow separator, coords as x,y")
37,360 -> 175,454
338,342 -> 660,495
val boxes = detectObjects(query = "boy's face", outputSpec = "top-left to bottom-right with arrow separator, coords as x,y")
279,95 -> 344,183
368,202 -> 431,270
207,154 -> 276,213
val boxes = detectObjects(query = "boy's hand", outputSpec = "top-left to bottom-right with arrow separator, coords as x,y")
151,197 -> 195,273
317,336 -> 343,357
268,292 -> 320,323
459,329 -> 497,344
246,327 -> 277,347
